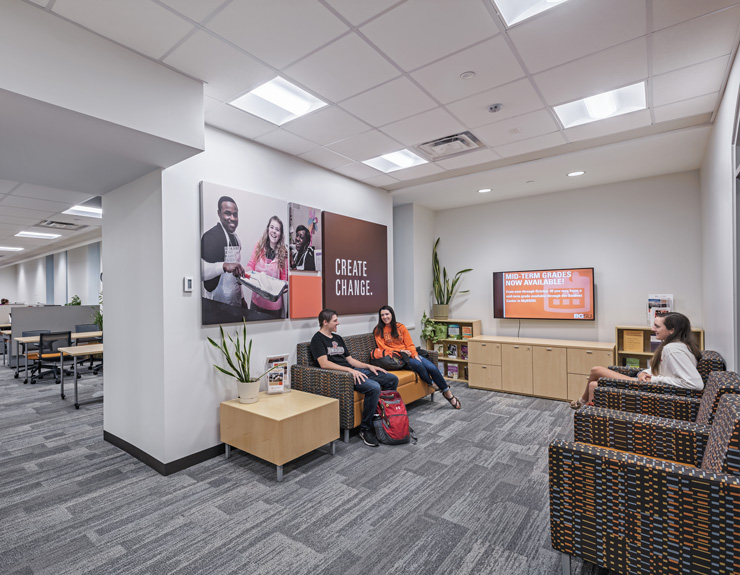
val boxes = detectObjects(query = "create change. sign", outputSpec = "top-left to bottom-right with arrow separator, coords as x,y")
322,212 -> 388,315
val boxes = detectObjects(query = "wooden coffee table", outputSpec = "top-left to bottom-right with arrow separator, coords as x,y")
220,390 -> 339,481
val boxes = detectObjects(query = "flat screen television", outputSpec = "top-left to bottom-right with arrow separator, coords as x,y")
493,267 -> 595,320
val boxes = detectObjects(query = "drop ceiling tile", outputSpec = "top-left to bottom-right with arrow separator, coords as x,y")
326,130 -> 402,161
324,0 -> 401,26
533,38 -> 648,106
564,109 -> 652,142
388,162 -> 445,182
52,0 -> 194,59
653,56 -> 729,106
163,30 -> 274,102
0,205 -> 56,220
411,36 -> 525,105
299,147 -> 354,170
205,102 -> 278,139
0,194 -> 71,212
11,184 -> 91,205
255,130 -> 317,157
446,78 -> 544,128
0,214 -> 39,226
360,0 -> 497,71
206,1 -> 348,69
508,0 -> 646,74
285,32 -> 400,102
0,180 -> 20,195
652,6 -> 740,74
340,77 -> 437,127
334,162 -> 383,180
653,0 -> 740,31
284,107 -> 370,146
474,109 -> 559,147
653,93 -> 719,123
381,108 -> 466,147
362,174 -> 400,187
493,132 -> 568,158
158,0 -> 230,23
435,148 -> 500,170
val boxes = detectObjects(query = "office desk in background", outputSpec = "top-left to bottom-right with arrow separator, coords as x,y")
14,331 -> 103,381
59,343 -> 104,409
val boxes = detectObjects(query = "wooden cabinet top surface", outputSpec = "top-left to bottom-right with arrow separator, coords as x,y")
468,335 -> 614,351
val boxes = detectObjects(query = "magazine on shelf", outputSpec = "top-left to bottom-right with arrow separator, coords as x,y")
447,324 -> 460,339
460,344 -> 468,360
447,364 -> 458,379
446,344 -> 458,358
265,353 -> 290,394
461,326 -> 473,339
624,357 -> 641,369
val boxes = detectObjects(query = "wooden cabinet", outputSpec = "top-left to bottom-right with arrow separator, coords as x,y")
468,335 -> 615,402
425,319 -> 481,383
615,325 -> 704,369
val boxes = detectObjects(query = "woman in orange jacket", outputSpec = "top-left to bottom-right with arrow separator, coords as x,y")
374,305 -> 461,409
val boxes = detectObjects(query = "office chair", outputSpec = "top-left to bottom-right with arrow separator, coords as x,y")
30,331 -> 72,384
20,329 -> 50,383
74,323 -> 102,372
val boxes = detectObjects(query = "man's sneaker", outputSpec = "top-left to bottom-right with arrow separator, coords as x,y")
359,428 -> 379,447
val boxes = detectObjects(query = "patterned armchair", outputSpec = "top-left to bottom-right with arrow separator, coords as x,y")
596,350 -> 725,400
592,370 -> 740,424
550,394 -> 740,575
291,333 -> 438,442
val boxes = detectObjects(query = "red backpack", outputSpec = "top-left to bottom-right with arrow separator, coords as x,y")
372,391 -> 416,445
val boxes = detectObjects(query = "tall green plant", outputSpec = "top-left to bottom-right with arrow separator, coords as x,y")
92,292 -> 103,330
432,237 -> 472,305
208,320 -> 277,383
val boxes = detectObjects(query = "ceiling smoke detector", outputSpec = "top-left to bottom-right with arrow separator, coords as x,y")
417,131 -> 483,160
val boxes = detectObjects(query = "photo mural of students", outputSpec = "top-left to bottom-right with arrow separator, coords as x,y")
291,225 -> 316,271
289,203 -> 322,272
201,195 -> 244,307
244,215 -> 289,319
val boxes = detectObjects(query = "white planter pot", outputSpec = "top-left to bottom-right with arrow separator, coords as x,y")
237,380 -> 260,404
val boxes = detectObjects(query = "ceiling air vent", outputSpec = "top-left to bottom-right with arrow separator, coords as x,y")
37,220 -> 87,231
417,131 -> 483,160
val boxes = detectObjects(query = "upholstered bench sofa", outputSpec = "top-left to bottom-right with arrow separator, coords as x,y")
291,333 -> 438,442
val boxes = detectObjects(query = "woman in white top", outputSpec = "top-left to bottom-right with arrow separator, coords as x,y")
570,312 -> 702,409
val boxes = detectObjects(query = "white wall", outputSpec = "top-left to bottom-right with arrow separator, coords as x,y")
432,171 -> 703,343
0,266 -> 17,302
393,204 -> 414,324
16,258 -> 46,305
67,245 -> 89,304
53,251 -> 67,305
700,52 -> 740,370
105,127 -> 394,464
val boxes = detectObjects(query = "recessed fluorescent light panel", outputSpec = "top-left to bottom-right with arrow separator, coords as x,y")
0,246 -> 23,251
362,150 -> 428,174
554,83 -> 646,128
491,0 -> 570,26
229,77 -> 327,126
62,205 -> 102,218
567,171 -> 585,177
478,188 -> 492,193
15,231 -> 61,239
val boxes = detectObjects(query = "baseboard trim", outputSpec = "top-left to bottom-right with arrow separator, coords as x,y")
103,431 -> 225,476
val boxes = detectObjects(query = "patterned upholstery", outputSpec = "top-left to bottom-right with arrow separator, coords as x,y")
593,371 -> 740,425
598,349 -> 726,399
574,406 -> 711,466
550,395 -> 740,574
292,334 -> 438,436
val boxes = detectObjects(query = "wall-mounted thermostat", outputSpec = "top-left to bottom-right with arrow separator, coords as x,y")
183,276 -> 194,292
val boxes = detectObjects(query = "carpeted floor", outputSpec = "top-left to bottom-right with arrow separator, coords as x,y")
0,365 -> 609,574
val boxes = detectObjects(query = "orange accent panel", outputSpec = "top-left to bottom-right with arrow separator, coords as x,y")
289,275 -> 323,319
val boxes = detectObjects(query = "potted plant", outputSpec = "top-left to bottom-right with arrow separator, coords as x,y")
432,237 -> 472,319
420,311 -> 448,346
208,320 -> 279,404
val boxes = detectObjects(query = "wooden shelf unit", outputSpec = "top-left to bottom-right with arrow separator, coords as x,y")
425,319 -> 481,383
615,325 -> 705,369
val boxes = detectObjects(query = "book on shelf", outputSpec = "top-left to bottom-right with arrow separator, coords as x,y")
447,364 -> 458,379
622,330 -> 644,353
447,324 -> 460,339
624,357 -> 641,369
446,344 -> 458,359
461,325 -> 473,339
460,344 -> 468,360
434,343 -> 444,355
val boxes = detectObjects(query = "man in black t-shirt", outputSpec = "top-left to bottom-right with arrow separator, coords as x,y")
310,308 -> 398,447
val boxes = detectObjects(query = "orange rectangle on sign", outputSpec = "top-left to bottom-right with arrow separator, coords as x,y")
289,275 -> 322,319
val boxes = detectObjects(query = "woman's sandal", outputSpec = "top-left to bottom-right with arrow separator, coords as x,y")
444,392 -> 462,410
569,399 -> 585,409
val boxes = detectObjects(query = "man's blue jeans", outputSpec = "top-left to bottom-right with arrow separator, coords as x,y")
354,369 -> 398,431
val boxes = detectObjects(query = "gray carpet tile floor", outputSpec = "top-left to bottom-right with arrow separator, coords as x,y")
0,364 -> 610,575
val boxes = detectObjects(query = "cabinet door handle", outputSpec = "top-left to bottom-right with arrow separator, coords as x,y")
481,344 -> 487,347
482,366 -> 487,369
546,348 -> 552,351
586,351 -> 593,354
514,345 -> 519,349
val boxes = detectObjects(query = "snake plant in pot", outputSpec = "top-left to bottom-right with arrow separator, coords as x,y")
432,237 -> 472,319
208,320 -> 278,404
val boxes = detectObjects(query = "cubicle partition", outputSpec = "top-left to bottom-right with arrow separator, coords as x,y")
1,304 -> 25,325
7,305 -> 100,368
